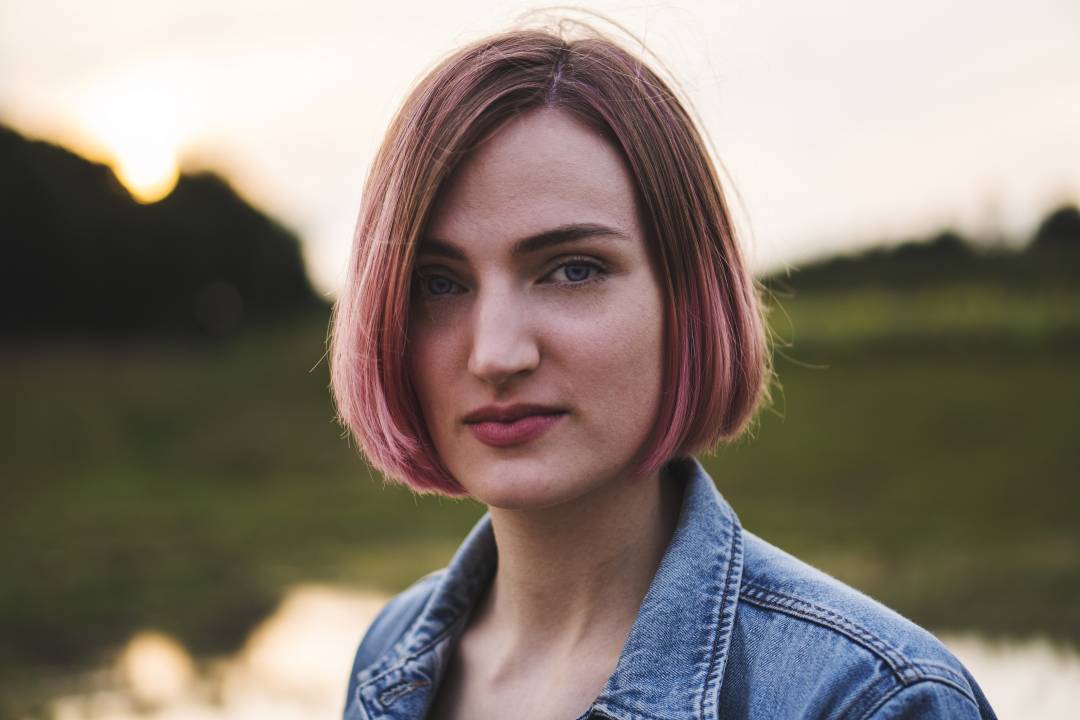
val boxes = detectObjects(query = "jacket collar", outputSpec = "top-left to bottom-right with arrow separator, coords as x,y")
352,457 -> 744,720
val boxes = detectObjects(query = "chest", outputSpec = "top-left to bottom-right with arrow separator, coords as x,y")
425,638 -> 614,720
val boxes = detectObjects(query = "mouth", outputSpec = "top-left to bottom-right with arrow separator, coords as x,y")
463,404 -> 568,448
463,403 -> 566,424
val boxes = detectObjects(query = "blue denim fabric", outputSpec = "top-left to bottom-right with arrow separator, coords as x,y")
343,457 -> 997,719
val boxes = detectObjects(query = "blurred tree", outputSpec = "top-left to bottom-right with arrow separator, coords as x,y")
1031,205 -> 1080,253
0,124 -> 322,338
765,209 -> 1080,294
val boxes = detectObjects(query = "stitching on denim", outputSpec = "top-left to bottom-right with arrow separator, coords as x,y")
739,584 -> 912,678
377,678 -> 431,707
898,659 -> 979,696
358,524 -> 496,685
739,583 -> 975,702
855,681 -> 907,720
739,585 -> 982,712
593,698 -> 676,720
699,518 -> 742,719
355,624 -> 456,718
356,619 -> 460,692
909,659 -> 975,677
354,571 -> 445,685
855,678 -> 983,720
838,672 -> 905,720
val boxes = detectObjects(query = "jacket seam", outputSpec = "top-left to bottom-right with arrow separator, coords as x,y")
353,574 -> 451,688
855,677 -> 983,720
741,582 -> 908,674
699,521 -> 742,719
855,682 -> 907,720
357,617 -> 459,689
593,698 -> 678,720
738,583 -> 973,699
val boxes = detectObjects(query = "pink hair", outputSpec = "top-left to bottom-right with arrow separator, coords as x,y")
330,27 -> 770,495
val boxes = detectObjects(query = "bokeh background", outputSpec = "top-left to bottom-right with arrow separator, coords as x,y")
2,1 -> 1078,718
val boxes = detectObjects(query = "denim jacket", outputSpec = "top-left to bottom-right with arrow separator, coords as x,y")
343,457 -> 997,719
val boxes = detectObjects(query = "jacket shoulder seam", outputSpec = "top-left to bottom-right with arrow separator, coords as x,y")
739,583 -> 974,700
856,677 -> 983,720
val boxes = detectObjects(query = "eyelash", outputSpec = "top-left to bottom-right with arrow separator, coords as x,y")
414,257 -> 609,299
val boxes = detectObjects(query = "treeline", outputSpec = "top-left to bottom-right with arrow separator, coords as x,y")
767,205 -> 1080,293
0,124 -> 322,339
2,121 -> 1077,340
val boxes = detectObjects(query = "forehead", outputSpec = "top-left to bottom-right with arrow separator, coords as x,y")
425,108 -> 641,248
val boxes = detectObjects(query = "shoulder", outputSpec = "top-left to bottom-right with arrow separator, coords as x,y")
722,530 -> 996,719
342,570 -> 444,711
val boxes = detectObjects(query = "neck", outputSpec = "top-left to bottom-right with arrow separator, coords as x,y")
480,462 -> 683,659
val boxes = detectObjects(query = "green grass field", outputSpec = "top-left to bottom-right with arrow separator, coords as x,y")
2,285 -> 1078,706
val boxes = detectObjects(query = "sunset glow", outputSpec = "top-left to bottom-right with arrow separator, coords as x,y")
75,63 -> 197,203
2,0 -> 1077,291
112,138 -> 180,204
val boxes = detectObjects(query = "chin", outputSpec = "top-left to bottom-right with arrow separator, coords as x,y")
456,454 -> 597,511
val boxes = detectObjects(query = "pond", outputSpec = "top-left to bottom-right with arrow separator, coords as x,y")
41,584 -> 1080,720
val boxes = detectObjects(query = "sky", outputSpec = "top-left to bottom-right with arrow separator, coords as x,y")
2,0 -> 1078,296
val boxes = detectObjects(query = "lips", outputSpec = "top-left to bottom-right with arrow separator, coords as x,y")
464,403 -> 565,423
464,403 -> 567,447
467,414 -> 565,447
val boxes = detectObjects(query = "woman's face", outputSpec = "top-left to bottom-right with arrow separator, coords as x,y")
407,108 -> 665,510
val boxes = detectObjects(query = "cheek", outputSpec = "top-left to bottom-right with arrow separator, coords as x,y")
407,317 -> 465,423
555,283 -> 665,413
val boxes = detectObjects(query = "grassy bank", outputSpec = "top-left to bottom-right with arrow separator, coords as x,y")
2,287 -> 1077,693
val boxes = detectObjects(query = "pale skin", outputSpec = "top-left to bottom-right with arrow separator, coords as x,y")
408,107 -> 682,720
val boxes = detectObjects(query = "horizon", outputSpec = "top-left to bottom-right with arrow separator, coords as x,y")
2,0 -> 1078,295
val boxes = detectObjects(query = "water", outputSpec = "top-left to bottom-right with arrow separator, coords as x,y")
43,584 -> 1079,719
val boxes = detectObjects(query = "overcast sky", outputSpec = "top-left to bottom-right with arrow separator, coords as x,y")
2,0 -> 1078,296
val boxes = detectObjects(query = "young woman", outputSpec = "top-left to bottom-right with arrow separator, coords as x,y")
330,26 -> 997,720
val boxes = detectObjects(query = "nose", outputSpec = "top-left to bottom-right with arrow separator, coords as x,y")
467,288 -> 540,386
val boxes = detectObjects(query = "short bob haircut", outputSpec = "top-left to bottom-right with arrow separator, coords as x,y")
330,25 -> 770,496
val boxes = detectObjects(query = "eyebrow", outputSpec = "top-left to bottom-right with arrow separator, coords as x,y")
417,223 -> 629,261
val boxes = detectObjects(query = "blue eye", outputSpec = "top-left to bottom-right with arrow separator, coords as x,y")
428,276 -> 453,295
552,260 -> 604,284
416,273 -> 459,297
562,263 -> 594,282
415,260 -> 604,297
